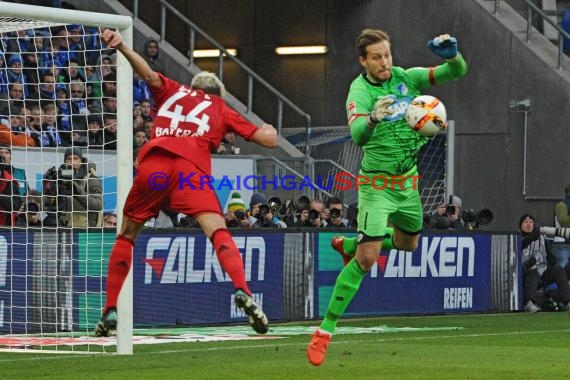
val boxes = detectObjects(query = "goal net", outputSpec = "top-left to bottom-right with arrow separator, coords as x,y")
0,3 -> 133,354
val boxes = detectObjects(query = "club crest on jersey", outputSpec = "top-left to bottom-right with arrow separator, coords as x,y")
397,83 -> 408,95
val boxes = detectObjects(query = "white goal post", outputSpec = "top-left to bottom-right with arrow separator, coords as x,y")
0,2 -> 133,354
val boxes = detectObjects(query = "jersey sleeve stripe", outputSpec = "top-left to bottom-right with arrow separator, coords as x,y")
428,67 -> 436,85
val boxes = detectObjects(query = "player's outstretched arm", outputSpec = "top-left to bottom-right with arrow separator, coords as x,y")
250,124 -> 278,148
427,34 -> 458,60
100,29 -> 163,90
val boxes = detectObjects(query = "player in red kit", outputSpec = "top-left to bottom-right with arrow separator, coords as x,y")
94,29 -> 278,337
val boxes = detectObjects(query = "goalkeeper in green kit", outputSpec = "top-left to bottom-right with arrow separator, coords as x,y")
307,29 -> 468,366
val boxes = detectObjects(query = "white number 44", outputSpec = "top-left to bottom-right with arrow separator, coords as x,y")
157,91 -> 212,136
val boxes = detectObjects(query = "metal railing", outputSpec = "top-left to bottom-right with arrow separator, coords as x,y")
494,0 -> 570,69
131,0 -> 313,156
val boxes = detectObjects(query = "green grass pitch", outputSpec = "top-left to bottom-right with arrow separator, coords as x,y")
2,312 -> 569,379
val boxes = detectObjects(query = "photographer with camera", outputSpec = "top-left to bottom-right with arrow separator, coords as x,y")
248,192 -> 286,228
551,182 -> 570,269
224,192 -> 251,228
43,147 -> 103,227
0,144 -> 28,196
425,195 -> 466,230
0,152 -> 22,226
519,214 -> 570,312
15,189 -> 48,227
326,197 -> 349,228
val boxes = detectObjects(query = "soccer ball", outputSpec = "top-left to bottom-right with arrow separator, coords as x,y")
406,95 -> 447,137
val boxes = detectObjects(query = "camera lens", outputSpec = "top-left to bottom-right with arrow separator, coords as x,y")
330,208 -> 341,219
309,209 -> 319,220
27,202 -> 39,213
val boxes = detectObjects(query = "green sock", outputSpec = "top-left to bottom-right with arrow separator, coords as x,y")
342,237 -> 357,255
319,259 -> 367,334
342,227 -> 394,257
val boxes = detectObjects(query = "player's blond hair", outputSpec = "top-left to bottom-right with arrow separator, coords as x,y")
190,71 -> 227,97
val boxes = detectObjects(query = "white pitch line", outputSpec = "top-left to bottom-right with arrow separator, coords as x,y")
2,328 -> 570,363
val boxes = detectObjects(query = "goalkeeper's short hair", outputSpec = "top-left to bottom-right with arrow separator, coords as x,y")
191,71 -> 226,97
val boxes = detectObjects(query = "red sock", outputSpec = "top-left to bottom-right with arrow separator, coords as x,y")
211,229 -> 252,296
104,236 -> 134,313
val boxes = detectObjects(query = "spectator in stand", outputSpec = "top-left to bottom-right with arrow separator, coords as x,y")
68,80 -> 89,144
103,212 -> 118,228
6,55 -> 29,97
133,114 -> 145,130
214,131 -> 237,154
133,71 -> 152,104
102,72 -> 117,98
141,38 -> 165,74
50,27 -> 77,68
60,58 -> 85,83
142,117 -> 153,138
37,72 -> 57,100
38,103 -> 63,147
66,24 -> 87,65
140,98 -> 154,120
97,54 -> 114,79
84,65 -> 102,97
24,102 -> 42,140
55,83 -> 72,137
31,31 -> 50,68
0,144 -> 28,196
0,82 -> 26,116
519,213 -> 570,312
84,114 -> 104,148
0,53 -> 8,95
102,96 -> 117,114
0,113 -> 37,147
133,126 -> 148,148
552,182 -> 570,270
21,50 -> 40,93
103,113 -> 117,150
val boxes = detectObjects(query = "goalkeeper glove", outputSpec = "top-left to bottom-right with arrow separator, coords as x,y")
427,34 -> 458,59
369,95 -> 395,124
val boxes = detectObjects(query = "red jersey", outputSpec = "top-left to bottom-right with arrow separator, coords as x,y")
138,73 -> 258,174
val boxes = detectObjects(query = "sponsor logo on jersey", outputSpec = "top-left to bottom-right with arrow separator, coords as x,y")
384,96 -> 413,122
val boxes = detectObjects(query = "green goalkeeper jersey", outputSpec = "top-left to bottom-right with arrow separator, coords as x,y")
346,53 -> 468,175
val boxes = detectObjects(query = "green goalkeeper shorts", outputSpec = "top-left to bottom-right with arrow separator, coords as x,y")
356,167 -> 423,238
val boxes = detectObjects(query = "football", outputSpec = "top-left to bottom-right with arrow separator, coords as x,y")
406,95 -> 447,137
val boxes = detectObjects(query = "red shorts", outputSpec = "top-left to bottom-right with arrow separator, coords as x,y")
123,149 -> 222,223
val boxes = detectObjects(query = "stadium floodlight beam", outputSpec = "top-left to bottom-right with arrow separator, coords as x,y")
0,1 -> 133,355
